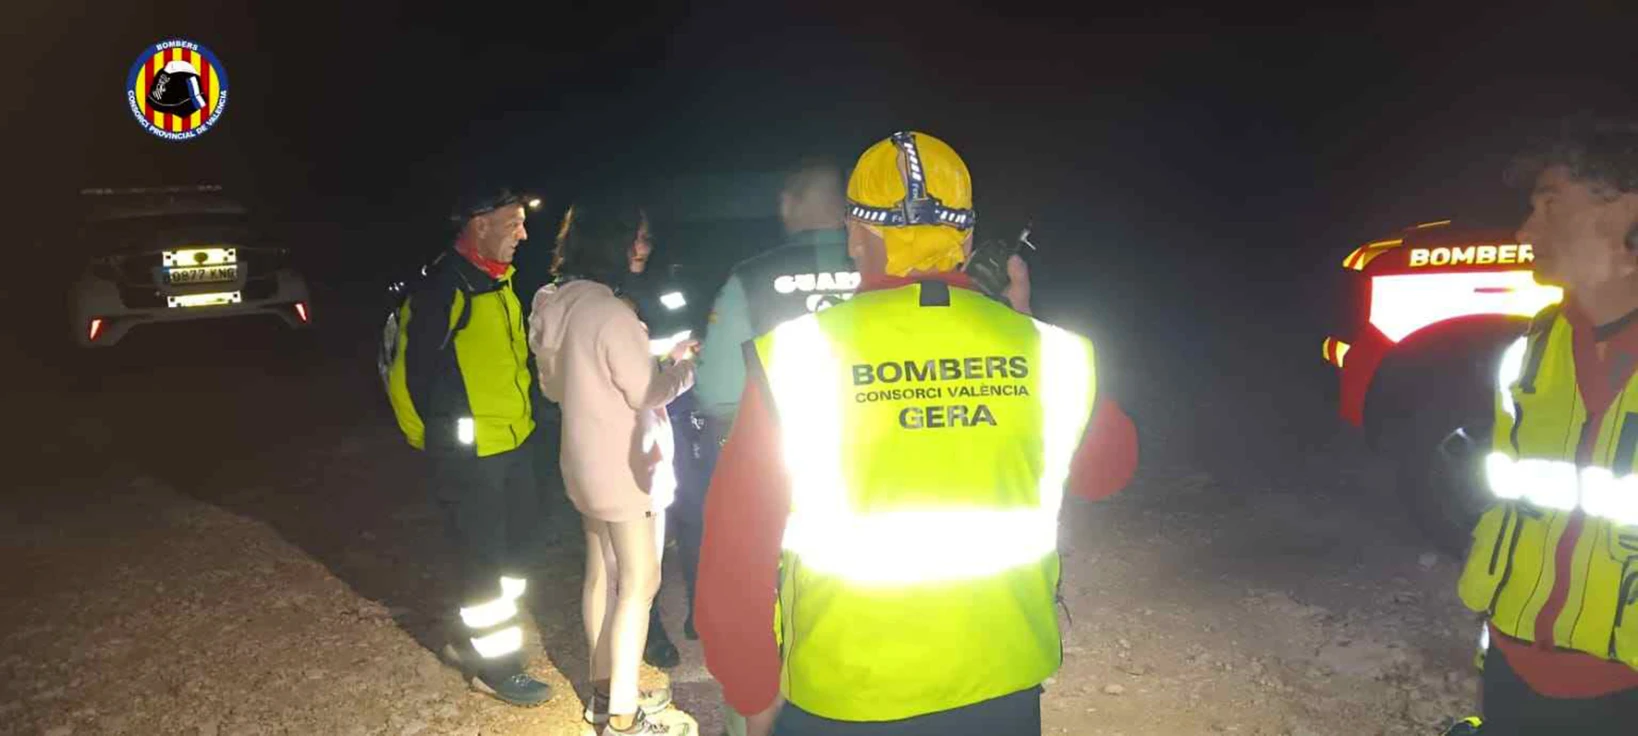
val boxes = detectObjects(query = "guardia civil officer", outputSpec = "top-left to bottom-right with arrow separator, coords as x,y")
686,159 -> 855,637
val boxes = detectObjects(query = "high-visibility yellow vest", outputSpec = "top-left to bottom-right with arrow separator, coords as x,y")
753,281 -> 1098,721
1457,306 -> 1638,669
386,264 -> 534,458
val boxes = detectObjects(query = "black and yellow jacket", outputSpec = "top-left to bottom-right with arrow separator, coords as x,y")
385,250 -> 534,457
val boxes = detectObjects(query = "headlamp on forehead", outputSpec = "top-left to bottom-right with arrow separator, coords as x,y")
452,189 -> 541,223
847,131 -> 976,231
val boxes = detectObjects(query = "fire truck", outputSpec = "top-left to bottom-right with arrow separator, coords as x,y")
1324,220 -> 1562,552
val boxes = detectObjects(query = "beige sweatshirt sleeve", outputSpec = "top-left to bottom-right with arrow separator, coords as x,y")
600,304 -> 696,411
527,286 -> 565,403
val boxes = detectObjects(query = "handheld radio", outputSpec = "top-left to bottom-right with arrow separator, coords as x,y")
965,225 -> 1038,308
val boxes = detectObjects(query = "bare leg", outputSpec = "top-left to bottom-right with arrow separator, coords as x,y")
582,516 -> 619,687
605,512 -> 663,718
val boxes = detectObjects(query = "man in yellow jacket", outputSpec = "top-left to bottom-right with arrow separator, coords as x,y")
1451,117 -> 1638,733
383,189 -> 551,707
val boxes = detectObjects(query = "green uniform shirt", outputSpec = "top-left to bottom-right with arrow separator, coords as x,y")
696,228 -> 853,420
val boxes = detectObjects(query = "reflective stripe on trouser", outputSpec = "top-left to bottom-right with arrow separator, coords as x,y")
461,575 -> 528,659
427,436 -> 544,667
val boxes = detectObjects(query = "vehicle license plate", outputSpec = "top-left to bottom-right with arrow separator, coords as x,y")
168,264 -> 238,284
166,291 -> 242,308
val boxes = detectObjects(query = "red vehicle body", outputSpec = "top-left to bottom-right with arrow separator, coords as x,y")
1322,220 -> 1562,550
1325,220 -> 1561,426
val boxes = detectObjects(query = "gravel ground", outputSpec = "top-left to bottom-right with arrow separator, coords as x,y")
2,290 -> 1483,736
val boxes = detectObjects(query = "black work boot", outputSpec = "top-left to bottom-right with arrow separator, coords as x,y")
441,636 -> 553,707
644,601 -> 680,669
474,669 -> 554,707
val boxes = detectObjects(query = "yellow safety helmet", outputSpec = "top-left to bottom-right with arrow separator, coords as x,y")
847,131 -> 976,276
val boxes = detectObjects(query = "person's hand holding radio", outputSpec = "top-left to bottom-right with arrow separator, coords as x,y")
1003,253 -> 1032,315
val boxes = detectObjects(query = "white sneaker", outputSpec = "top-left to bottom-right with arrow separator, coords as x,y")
597,707 -> 694,735
584,687 -> 674,725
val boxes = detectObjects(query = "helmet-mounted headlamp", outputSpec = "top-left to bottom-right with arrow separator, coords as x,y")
451,189 -> 543,223
846,131 -> 977,231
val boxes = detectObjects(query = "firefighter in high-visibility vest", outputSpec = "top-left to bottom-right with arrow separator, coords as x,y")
694,131 -> 1138,736
383,189 -> 552,707
1446,118 -> 1638,734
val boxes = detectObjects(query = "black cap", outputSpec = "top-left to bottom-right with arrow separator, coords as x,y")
451,188 -> 542,223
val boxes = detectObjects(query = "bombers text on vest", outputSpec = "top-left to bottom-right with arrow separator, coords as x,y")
754,281 -> 1097,721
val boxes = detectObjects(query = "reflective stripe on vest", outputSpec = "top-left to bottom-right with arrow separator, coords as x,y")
1457,314 -> 1638,670
757,284 -> 1096,721
1496,336 -> 1527,420
765,315 -> 1091,586
1486,453 -> 1638,526
1487,333 -> 1638,525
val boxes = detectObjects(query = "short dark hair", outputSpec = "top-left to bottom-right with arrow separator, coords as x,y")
550,196 -> 646,284
1511,115 -> 1638,196
784,156 -> 842,194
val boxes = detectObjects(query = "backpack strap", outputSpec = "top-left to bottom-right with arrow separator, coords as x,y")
1517,303 -> 1562,394
441,289 -> 473,350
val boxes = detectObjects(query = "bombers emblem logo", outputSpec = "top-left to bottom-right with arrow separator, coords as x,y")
126,39 -> 229,141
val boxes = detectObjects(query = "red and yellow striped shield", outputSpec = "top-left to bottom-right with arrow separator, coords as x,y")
126,39 -> 229,140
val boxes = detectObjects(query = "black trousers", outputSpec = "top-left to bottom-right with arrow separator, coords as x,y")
773,687 -> 1042,736
427,431 -> 547,671
1482,646 -> 1638,735
668,402 -> 720,618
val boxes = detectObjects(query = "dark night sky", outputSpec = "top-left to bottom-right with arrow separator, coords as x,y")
5,1 -> 1635,294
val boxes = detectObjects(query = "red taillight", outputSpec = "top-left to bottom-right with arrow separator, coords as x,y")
88,318 -> 104,342
294,302 -> 309,323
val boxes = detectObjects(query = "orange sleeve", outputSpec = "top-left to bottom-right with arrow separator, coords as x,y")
694,370 -> 790,716
1067,397 -> 1138,501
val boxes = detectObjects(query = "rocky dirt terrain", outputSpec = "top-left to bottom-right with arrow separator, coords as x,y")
2,282 -> 1483,735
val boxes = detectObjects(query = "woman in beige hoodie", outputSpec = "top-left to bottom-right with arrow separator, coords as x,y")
528,201 -> 696,736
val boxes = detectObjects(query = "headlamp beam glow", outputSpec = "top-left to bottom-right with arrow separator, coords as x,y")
659,291 -> 686,310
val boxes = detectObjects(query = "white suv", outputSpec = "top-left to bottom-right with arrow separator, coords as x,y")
70,186 -> 312,347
